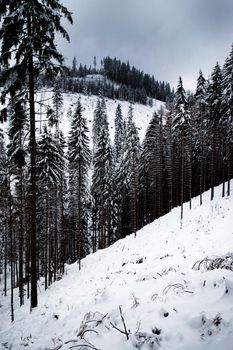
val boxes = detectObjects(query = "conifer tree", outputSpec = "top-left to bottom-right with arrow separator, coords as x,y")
0,128 -> 8,298
222,46 -> 233,196
92,106 -> 113,249
140,110 -> 164,223
7,98 -> 27,306
194,71 -> 208,204
0,0 -> 72,308
68,99 -> 91,268
207,63 -> 223,200
172,77 -> 191,220
118,105 -> 141,237
114,104 -> 124,167
48,82 -> 64,129
37,126 -> 65,287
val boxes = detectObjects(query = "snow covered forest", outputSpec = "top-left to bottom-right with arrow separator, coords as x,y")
58,56 -> 174,104
0,0 -> 233,349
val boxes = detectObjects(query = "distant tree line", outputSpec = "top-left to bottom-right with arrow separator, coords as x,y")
101,56 -> 173,101
49,56 -> 174,105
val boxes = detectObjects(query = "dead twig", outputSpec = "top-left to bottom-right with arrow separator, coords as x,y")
110,322 -> 129,337
80,329 -> 98,338
162,283 -> 184,295
84,313 -> 108,326
119,306 -> 129,340
151,293 -> 158,301
110,306 -> 130,340
69,344 -> 99,350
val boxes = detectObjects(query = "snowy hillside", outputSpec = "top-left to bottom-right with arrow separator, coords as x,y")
1,184 -> 233,350
37,91 -> 164,142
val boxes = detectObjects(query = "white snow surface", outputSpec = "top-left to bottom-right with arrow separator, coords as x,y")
36,91 -> 164,143
1,184 -> 233,350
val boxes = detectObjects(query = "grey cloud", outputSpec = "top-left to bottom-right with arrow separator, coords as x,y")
60,0 -> 233,90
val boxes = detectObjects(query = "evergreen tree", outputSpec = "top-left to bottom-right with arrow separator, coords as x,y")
114,104 -> 124,167
92,107 -> 113,250
0,128 -> 8,299
118,105 -> 141,237
47,82 -> 64,129
7,98 -> 28,306
0,0 -> 72,308
37,126 -> 65,287
92,99 -> 108,153
207,63 -> 223,200
222,45 -> 233,196
68,99 -> 91,268
172,77 -> 191,220
194,70 -> 208,204
140,110 -> 164,223
72,56 -> 78,76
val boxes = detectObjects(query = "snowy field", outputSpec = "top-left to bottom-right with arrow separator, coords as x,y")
1,183 -> 233,350
37,91 -> 164,142
1,91 -> 163,150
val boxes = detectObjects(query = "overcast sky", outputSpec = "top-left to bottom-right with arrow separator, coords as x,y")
60,0 -> 233,90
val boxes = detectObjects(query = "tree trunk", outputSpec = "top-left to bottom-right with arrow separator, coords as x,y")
28,14 -> 38,309
9,182 -> 14,322
19,168 -> 24,306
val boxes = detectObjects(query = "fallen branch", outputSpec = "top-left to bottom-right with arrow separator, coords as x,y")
162,283 -> 184,295
110,322 -> 129,337
119,306 -> 129,340
65,339 -> 79,344
151,293 -> 158,301
80,329 -> 98,338
110,306 -> 130,340
84,313 -> 108,326
69,344 -> 99,350
184,290 -> 194,294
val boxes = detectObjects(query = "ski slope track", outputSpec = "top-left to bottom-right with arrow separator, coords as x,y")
1,184 -> 233,350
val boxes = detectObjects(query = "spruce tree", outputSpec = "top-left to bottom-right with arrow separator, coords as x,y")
194,71 -> 208,204
0,0 -> 72,308
114,104 -> 124,167
207,63 -> 223,200
37,126 -> 65,286
172,77 -> 191,220
7,98 -> 27,306
140,110 -> 164,223
68,99 -> 91,267
47,82 -> 64,129
0,128 -> 8,298
92,106 -> 113,249
222,45 -> 233,196
118,105 -> 141,237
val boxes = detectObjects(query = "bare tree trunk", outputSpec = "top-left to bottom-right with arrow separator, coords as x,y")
227,146 -> 231,197
28,14 -> 38,309
45,195 -> 48,290
60,181 -> 65,274
8,181 -> 14,322
19,168 -> 24,306
4,220 -> 7,297
180,135 -> 184,222
78,165 -> 82,270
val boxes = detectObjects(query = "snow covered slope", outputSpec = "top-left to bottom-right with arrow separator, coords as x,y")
38,91 -> 164,142
1,91 -> 163,147
1,184 -> 233,350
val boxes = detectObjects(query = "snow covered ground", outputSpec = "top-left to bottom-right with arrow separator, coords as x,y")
1,91 -> 163,149
37,91 -> 164,143
1,183 -> 233,350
